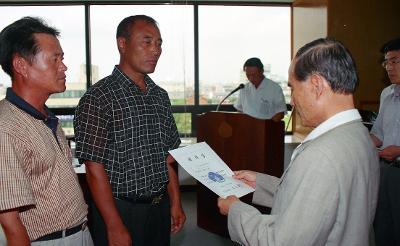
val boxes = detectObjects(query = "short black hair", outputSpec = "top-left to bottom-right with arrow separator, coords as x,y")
243,57 -> 264,72
380,38 -> 400,54
0,16 -> 59,78
294,38 -> 358,94
116,15 -> 158,39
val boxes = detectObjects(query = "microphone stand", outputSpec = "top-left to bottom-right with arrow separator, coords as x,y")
216,84 -> 244,112
285,106 -> 295,133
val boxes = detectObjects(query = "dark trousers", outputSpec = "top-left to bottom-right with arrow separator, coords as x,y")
374,163 -> 400,246
89,195 -> 171,246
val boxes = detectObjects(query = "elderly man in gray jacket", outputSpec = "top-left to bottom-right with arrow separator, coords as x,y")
218,38 -> 379,246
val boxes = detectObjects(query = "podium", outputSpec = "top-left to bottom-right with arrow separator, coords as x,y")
196,111 -> 284,237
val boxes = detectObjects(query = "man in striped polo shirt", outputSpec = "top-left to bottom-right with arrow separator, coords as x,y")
0,17 -> 93,245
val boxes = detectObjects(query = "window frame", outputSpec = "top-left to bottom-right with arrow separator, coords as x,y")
0,1 -> 292,137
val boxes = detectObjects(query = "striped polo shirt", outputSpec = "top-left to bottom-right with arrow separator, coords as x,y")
0,91 -> 87,240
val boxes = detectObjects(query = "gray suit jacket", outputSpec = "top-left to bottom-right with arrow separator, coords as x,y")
228,120 -> 379,246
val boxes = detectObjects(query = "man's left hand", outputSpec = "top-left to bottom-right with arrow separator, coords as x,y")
170,204 -> 186,234
379,145 -> 400,161
217,195 -> 239,215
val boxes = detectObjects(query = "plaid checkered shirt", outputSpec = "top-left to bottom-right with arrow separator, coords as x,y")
74,66 -> 181,197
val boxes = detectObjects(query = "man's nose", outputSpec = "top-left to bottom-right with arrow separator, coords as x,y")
61,61 -> 67,71
151,44 -> 161,55
290,98 -> 294,107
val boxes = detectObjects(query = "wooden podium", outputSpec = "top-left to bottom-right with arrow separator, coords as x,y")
196,111 -> 284,237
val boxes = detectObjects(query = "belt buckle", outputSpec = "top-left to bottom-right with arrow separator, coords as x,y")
81,221 -> 87,231
151,194 -> 163,204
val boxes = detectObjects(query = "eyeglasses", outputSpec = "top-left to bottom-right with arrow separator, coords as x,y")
382,58 -> 400,69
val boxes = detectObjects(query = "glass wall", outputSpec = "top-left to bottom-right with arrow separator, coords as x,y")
0,6 -> 86,108
198,5 -> 291,105
0,3 -> 291,136
90,5 -> 195,105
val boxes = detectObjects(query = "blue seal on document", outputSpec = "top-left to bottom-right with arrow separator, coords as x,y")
208,172 -> 225,183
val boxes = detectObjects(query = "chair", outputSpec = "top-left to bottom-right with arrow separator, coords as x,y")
358,109 -> 378,131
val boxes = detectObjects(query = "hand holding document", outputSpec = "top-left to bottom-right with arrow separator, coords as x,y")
169,142 -> 255,198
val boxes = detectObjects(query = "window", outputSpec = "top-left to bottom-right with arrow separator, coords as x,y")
90,5 -> 195,105
58,115 -> 74,136
0,5 -> 86,108
0,3 -> 292,135
198,5 -> 291,105
90,5 -> 195,136
173,113 -> 192,135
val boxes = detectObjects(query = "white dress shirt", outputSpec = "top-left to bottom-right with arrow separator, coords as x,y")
234,77 -> 287,119
371,84 -> 400,148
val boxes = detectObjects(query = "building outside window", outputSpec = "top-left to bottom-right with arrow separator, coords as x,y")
0,3 -> 292,135
0,5 -> 86,108
90,4 -> 195,135
198,5 -> 292,129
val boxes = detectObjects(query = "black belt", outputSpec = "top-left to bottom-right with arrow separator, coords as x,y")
115,192 -> 166,205
33,221 -> 87,242
382,158 -> 400,168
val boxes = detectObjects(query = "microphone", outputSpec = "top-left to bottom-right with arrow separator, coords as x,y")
285,106 -> 294,133
216,83 -> 245,112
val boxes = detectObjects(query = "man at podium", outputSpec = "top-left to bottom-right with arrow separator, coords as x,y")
218,38 -> 379,246
233,57 -> 287,122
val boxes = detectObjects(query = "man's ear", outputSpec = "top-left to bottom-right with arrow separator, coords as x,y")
309,73 -> 327,99
12,54 -> 28,78
117,37 -> 126,54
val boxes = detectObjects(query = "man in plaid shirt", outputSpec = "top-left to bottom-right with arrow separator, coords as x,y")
74,15 -> 185,246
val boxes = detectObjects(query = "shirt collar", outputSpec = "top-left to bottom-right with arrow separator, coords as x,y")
303,109 -> 362,143
5,88 -> 59,132
249,77 -> 266,90
113,66 -> 157,93
6,87 -> 55,120
393,84 -> 400,97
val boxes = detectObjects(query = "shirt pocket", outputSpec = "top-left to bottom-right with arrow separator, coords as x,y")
259,98 -> 271,116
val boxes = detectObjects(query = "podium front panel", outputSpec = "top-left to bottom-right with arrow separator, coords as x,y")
196,111 -> 284,237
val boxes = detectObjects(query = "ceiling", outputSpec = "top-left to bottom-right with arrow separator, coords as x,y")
0,0 -> 294,3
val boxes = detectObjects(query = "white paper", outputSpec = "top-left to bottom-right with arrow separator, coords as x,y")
169,142 -> 255,198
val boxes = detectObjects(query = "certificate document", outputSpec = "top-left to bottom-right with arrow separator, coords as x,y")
169,142 -> 255,198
